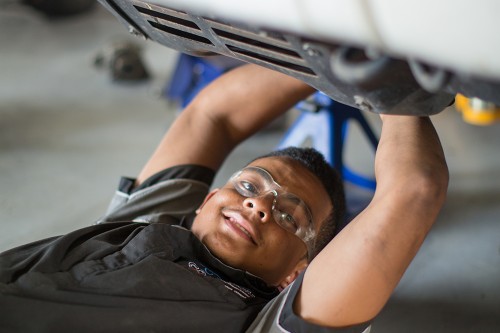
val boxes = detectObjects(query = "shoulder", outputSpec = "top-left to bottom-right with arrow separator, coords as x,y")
99,164 -> 215,224
246,271 -> 372,333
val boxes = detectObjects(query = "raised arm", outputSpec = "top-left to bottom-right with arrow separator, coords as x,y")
136,64 -> 315,184
295,115 -> 449,327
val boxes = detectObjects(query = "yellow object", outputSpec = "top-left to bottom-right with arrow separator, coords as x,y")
455,94 -> 500,126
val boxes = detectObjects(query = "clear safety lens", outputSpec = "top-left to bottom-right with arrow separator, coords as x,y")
230,167 -> 316,246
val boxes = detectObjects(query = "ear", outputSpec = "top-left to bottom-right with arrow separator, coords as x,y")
195,188 -> 219,214
277,259 -> 308,291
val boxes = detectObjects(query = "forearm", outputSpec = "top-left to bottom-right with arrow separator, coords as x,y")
368,116 -> 449,275
192,64 -> 315,146
137,64 -> 315,184
375,115 -> 449,208
348,115 -> 449,318
297,115 -> 449,327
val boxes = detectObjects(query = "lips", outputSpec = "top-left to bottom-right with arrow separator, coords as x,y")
222,210 -> 258,245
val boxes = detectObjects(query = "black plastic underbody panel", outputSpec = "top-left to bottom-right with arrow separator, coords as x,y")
99,0 -> 500,115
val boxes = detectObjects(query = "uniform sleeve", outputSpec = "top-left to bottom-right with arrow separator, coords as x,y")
245,270 -> 372,333
96,164 -> 215,225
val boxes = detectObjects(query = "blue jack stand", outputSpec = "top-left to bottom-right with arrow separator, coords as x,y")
165,53 -> 240,108
279,92 -> 378,190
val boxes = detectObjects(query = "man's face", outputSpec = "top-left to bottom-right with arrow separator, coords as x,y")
192,156 -> 332,287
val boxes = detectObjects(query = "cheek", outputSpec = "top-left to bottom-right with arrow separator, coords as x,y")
210,188 -> 242,207
192,190 -> 240,234
192,201 -> 219,239
263,225 -> 306,257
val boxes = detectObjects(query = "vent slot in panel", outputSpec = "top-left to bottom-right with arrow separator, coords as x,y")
227,45 -> 316,76
134,5 -> 200,30
213,28 -> 300,59
132,2 -> 214,46
205,17 -> 288,44
149,21 -> 214,45
209,21 -> 291,49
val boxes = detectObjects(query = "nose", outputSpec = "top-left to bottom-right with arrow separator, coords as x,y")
243,191 -> 276,223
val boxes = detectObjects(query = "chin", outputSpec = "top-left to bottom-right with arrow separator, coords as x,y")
202,232 -> 245,265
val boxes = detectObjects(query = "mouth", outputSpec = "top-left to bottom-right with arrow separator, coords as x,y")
222,211 -> 258,245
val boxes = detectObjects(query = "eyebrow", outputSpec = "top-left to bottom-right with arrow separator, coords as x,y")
280,193 -> 302,206
252,166 -> 281,187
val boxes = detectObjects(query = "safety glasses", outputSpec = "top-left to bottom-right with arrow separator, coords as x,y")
229,166 -> 315,254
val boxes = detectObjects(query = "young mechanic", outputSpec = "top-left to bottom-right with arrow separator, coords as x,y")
0,64 -> 449,332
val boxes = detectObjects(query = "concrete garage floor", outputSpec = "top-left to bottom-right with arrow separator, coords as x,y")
1,4 -> 499,332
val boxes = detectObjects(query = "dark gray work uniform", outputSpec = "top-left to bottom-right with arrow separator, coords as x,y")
0,165 -> 370,333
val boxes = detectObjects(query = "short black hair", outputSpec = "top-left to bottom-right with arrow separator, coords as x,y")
250,147 -> 346,260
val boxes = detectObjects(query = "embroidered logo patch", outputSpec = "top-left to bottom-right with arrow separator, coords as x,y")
188,261 -> 221,279
185,261 -> 255,300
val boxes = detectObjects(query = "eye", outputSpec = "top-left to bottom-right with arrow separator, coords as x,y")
239,180 -> 258,195
277,212 -> 298,230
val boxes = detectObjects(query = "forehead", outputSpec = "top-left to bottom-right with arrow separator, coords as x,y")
245,156 -> 332,226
